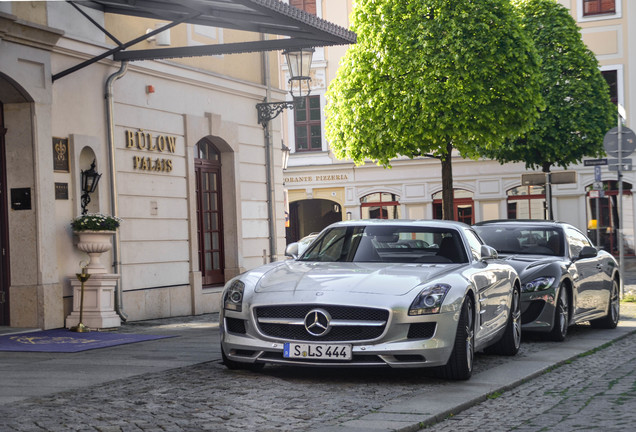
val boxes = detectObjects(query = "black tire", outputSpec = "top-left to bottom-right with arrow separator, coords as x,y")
221,345 -> 264,371
485,285 -> 521,356
590,279 -> 620,329
438,297 -> 474,381
548,285 -> 569,342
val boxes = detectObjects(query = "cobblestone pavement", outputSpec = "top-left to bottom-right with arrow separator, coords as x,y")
0,317 -> 632,432
422,330 -> 636,432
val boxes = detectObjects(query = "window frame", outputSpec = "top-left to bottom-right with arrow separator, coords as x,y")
293,95 -> 323,153
577,0 -> 621,22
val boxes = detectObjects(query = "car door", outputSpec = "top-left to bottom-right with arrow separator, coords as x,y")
464,230 -> 510,338
565,226 -> 607,318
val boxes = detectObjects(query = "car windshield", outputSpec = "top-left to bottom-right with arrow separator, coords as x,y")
474,225 -> 564,256
299,225 -> 468,263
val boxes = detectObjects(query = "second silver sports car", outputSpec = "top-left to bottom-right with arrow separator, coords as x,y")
220,220 -> 521,380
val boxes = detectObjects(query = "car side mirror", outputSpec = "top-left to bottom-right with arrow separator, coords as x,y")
577,246 -> 598,260
481,245 -> 498,261
285,242 -> 299,259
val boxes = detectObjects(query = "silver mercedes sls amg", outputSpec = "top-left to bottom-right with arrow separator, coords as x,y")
220,220 -> 521,380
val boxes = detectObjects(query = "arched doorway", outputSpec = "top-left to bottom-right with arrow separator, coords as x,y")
432,189 -> 474,224
195,140 -> 225,286
586,180 -> 634,255
286,199 -> 342,244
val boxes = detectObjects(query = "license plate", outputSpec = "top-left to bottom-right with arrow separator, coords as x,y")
283,343 -> 352,360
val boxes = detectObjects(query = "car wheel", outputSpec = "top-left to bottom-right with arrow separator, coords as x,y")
548,285 -> 569,342
221,345 -> 264,371
439,297 -> 474,381
590,279 -> 620,329
485,285 -> 521,356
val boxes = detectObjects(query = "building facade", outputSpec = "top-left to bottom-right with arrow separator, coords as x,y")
282,0 -> 636,260
0,0 -> 353,329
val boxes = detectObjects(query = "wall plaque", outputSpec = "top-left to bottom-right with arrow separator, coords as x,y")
55,183 -> 69,200
53,137 -> 70,172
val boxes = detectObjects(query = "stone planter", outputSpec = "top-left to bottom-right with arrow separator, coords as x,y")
68,230 -> 121,329
75,230 -> 115,274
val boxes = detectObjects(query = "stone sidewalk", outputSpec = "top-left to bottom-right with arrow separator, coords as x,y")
0,303 -> 635,431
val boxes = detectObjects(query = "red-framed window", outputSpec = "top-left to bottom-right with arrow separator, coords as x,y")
507,185 -> 546,220
432,190 -> 474,224
360,193 -> 401,219
290,0 -> 316,15
583,0 -> 615,16
294,95 -> 322,152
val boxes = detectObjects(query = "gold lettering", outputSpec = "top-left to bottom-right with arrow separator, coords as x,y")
148,133 -> 156,151
126,130 -> 135,148
166,159 -> 173,172
167,136 -> 176,153
136,130 -> 146,150
157,135 -> 166,152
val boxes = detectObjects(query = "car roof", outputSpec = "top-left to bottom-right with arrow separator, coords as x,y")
474,219 -> 567,229
328,219 -> 472,229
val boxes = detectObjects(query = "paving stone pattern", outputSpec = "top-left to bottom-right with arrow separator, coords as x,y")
423,332 -> 636,432
0,322 -> 626,432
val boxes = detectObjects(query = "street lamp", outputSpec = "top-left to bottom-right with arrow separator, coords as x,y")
256,48 -> 314,127
80,159 -> 102,215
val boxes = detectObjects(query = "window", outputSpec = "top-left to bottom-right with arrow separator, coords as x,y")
507,185 -> 546,220
602,70 -> 618,105
464,230 -> 484,261
583,0 -> 615,16
290,0 -> 316,15
195,140 -> 224,286
432,189 -> 474,224
565,227 -> 592,259
294,96 -> 322,152
360,193 -> 401,219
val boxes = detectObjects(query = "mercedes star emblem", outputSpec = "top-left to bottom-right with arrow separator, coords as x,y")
304,309 -> 332,337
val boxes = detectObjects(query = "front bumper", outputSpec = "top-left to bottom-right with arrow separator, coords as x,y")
520,289 -> 557,332
220,300 -> 461,369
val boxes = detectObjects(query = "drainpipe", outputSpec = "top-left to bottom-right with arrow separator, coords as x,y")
262,38 -> 277,263
105,61 -> 128,321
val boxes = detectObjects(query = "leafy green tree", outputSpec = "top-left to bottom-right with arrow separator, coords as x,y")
478,0 -> 616,173
325,0 -> 543,219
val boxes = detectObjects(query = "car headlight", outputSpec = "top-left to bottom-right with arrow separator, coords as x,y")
409,284 -> 451,316
522,276 -> 556,293
223,280 -> 245,312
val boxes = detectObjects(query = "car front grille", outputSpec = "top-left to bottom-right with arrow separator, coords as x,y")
407,322 -> 436,339
254,304 -> 389,342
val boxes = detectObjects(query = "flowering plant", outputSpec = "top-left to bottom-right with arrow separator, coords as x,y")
70,213 -> 122,231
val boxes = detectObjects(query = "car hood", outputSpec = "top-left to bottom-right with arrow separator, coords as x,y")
501,255 -> 562,279
252,261 -> 461,296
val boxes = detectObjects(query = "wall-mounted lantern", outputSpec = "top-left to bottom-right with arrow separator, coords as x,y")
80,159 -> 102,215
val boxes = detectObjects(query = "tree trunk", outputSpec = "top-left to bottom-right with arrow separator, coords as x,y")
442,142 -> 454,220
542,162 -> 553,220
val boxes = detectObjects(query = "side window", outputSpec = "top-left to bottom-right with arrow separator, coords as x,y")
565,227 -> 592,258
464,230 -> 484,261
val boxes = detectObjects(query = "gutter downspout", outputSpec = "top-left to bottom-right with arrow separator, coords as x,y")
105,61 -> 128,321
261,37 -> 277,263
